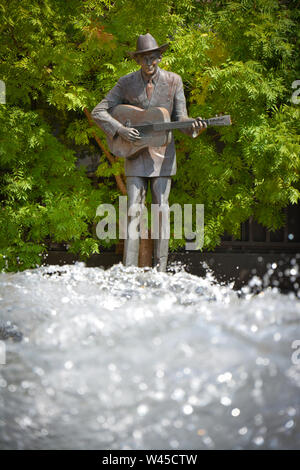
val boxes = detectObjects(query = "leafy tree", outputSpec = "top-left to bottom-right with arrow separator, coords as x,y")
0,0 -> 299,270
0,0 -> 119,271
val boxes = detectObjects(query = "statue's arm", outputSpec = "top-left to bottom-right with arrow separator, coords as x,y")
172,76 -> 203,138
91,79 -> 124,138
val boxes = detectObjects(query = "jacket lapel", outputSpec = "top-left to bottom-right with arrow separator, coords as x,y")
136,70 -> 147,105
151,68 -> 172,110
128,68 -> 170,109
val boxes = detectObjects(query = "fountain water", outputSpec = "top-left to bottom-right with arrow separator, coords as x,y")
0,261 -> 299,449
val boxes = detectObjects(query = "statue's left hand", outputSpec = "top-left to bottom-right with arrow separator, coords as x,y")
192,117 -> 207,132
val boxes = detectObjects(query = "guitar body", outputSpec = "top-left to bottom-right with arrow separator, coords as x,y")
107,105 -> 172,158
105,104 -> 232,158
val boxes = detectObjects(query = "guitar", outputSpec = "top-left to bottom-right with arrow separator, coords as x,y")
107,104 -> 231,158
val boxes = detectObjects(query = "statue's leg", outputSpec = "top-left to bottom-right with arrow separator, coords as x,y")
150,176 -> 171,272
123,176 -> 148,267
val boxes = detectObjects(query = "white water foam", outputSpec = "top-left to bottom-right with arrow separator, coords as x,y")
0,262 -> 299,449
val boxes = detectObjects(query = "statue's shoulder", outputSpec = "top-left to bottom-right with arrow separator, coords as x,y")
118,70 -> 140,85
159,68 -> 182,85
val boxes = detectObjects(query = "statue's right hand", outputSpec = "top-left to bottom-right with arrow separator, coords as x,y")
117,126 -> 141,142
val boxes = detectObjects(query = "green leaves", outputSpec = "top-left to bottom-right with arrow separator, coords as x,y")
0,0 -> 299,268
68,237 -> 100,259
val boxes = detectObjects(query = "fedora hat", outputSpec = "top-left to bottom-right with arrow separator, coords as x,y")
128,33 -> 168,58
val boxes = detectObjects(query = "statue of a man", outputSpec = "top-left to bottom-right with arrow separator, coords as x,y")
91,33 -> 207,271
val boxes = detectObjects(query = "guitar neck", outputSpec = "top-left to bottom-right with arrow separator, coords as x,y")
154,120 -> 200,131
134,115 -> 231,133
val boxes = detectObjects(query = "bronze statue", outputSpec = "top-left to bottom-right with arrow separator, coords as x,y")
91,33 -> 207,271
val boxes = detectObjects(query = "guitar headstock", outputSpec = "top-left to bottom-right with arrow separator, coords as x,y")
207,115 -> 232,126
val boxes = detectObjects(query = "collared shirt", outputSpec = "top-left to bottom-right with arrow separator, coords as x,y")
140,67 -> 160,87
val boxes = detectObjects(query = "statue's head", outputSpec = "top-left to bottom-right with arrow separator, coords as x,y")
128,33 -> 168,78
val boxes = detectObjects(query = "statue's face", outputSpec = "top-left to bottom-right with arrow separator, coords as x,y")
135,51 -> 162,77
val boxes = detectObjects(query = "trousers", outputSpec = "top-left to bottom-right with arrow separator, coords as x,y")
123,176 -> 171,272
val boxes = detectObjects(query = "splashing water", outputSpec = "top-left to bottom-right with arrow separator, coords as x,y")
0,262 -> 299,450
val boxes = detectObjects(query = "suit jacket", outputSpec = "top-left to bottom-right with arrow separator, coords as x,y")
91,67 -> 198,177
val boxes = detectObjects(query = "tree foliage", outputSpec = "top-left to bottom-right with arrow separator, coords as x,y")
0,0 -> 299,269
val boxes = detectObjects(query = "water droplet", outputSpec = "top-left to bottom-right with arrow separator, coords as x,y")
133,429 -> 142,440
174,420 -> 183,428
217,372 -> 232,383
21,381 -> 31,389
137,404 -> 149,416
171,388 -> 185,401
64,361 -> 73,370
156,369 -> 164,378
183,404 -> 193,415
256,357 -> 270,366
254,414 -> 263,425
287,407 -> 296,417
221,396 -> 232,406
170,439 -> 179,448
253,436 -> 264,446
138,382 -> 148,391
285,419 -> 294,429
273,332 -> 281,342
231,408 -> 240,417
238,427 -> 248,435
0,379 -> 7,388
